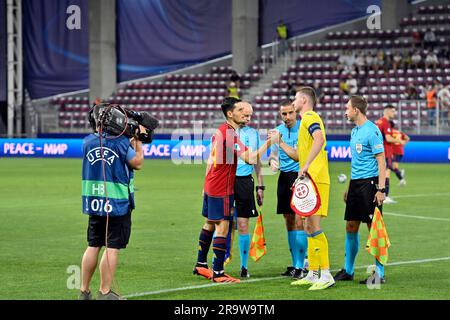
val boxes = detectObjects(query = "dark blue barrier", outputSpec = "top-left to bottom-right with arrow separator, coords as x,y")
1,138 -> 449,163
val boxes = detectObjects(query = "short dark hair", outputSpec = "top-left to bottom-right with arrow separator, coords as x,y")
221,97 -> 242,118
296,86 -> 317,107
384,104 -> 396,110
279,99 -> 293,107
349,95 -> 368,115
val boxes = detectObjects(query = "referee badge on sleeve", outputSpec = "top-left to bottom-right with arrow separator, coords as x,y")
356,143 -> 362,154
290,173 -> 321,217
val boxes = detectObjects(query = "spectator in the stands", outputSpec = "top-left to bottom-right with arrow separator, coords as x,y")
423,28 -> 437,50
227,80 -> 240,99
411,29 -> 422,49
338,50 -> 355,73
346,74 -> 358,95
403,51 -> 413,70
435,47 -> 449,64
355,53 -> 366,74
227,70 -> 242,99
411,51 -> 422,69
425,51 -> 439,71
230,70 -> 242,88
426,83 -> 438,126
314,81 -> 325,104
336,57 -> 344,73
295,77 -> 304,90
404,82 -> 419,100
392,52 -> 403,71
365,52 -> 375,72
277,20 -> 289,56
286,77 -> 297,100
443,47 -> 450,62
437,82 -> 450,126
372,50 -> 385,72
339,74 -> 350,95
346,51 -> 356,72
383,52 -> 392,75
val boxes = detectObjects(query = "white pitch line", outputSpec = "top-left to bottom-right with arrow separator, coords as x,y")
123,256 -> 450,298
124,276 -> 283,298
393,193 -> 450,199
384,211 -> 450,222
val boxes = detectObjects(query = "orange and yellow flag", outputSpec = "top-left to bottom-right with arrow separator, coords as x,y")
366,207 -> 391,265
249,210 -> 267,262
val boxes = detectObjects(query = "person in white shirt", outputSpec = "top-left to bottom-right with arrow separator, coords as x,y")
425,51 -> 439,71
355,54 -> 365,73
346,75 -> 358,95
393,52 -> 403,71
437,83 -> 450,126
411,51 -> 422,68
423,29 -> 437,50
365,54 -> 375,71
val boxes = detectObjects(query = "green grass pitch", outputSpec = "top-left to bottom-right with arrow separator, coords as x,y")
0,158 -> 449,300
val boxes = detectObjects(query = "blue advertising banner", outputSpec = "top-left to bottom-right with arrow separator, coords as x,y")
326,141 -> 450,163
1,139 -> 449,163
0,138 -> 210,160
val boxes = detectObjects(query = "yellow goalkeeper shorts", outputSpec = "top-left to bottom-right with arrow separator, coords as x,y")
314,183 -> 329,217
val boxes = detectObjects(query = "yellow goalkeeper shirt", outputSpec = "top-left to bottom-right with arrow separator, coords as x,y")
298,110 -> 330,185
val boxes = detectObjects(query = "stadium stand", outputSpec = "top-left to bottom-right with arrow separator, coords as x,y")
52,3 -> 450,133
254,4 -> 450,132
54,63 -> 267,131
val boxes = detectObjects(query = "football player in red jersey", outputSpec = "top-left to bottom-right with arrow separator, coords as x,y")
193,97 -> 273,283
375,105 -> 404,204
391,121 -> 410,186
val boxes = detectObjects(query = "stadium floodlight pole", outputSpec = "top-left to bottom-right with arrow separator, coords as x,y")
6,0 -> 23,138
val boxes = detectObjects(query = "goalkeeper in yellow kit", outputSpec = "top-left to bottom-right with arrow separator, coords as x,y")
284,87 -> 335,290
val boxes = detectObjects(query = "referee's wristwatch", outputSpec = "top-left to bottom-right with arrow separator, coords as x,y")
377,187 -> 386,193
256,186 -> 266,192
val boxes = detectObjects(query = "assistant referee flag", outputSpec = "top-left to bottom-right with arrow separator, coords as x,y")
366,207 -> 391,265
250,210 -> 267,262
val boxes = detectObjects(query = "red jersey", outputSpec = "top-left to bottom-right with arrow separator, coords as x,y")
204,123 -> 248,197
391,129 -> 406,156
376,117 -> 394,158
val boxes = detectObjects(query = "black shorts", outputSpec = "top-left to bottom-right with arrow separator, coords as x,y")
87,212 -> 132,249
277,171 -> 297,215
234,175 -> 258,218
345,177 -> 382,223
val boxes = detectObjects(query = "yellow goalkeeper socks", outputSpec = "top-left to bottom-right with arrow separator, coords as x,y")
307,236 -> 319,271
308,230 -> 330,270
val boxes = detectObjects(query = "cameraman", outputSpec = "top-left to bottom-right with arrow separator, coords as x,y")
79,105 -> 145,300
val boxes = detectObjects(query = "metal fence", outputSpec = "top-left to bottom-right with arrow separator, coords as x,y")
398,99 -> 450,135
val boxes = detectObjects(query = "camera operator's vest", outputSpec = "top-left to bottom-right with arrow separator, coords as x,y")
82,134 -> 135,217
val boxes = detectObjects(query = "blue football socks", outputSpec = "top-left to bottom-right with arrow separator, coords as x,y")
239,233 -> 250,269
344,232 -> 359,275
